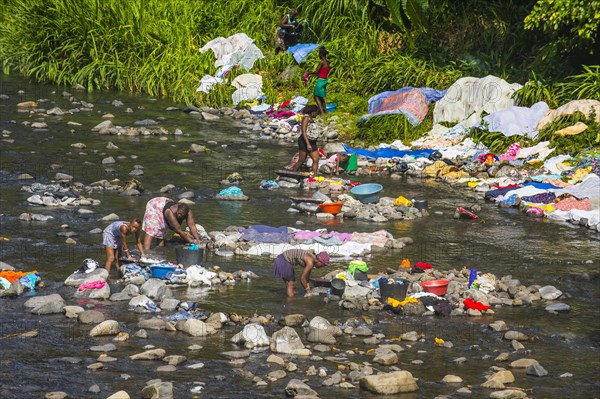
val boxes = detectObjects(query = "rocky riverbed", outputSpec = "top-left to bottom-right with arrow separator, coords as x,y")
1,76 -> 598,399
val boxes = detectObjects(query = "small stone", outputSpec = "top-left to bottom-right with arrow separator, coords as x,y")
504,331 -> 528,341
442,374 -> 463,383
489,390 -> 528,399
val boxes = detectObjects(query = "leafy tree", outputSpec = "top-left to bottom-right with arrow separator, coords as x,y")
524,0 -> 600,55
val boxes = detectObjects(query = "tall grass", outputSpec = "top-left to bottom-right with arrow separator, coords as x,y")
1,0 -> 597,146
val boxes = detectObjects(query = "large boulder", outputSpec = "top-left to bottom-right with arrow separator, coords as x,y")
64,269 -> 108,287
271,327 -> 305,354
140,279 -> 172,300
176,319 -> 215,337
231,323 -> 270,348
360,371 -> 418,394
307,316 -> 342,345
24,294 -> 65,315
89,320 -> 120,337
78,310 -> 106,324
73,283 -> 110,300
539,285 -> 562,300
285,379 -> 318,397
0,280 -> 24,298
141,381 -> 173,399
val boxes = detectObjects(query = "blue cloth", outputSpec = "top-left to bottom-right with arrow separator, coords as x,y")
218,186 -> 244,197
342,143 -> 437,160
240,225 -> 292,243
523,182 -> 562,190
287,43 -> 320,63
19,274 -> 38,290
260,180 -> 279,190
166,310 -> 205,322
484,186 -> 522,199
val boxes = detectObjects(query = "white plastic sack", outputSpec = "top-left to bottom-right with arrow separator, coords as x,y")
434,75 -> 522,127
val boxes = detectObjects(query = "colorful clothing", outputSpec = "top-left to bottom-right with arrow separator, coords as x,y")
102,221 -> 127,249
314,78 -> 328,98
142,197 -> 172,239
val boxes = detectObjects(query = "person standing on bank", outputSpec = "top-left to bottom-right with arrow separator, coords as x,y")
275,8 -> 300,53
142,197 -> 202,250
274,249 -> 330,297
306,47 -> 330,115
290,105 -> 321,176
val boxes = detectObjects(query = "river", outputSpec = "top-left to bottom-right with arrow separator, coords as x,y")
0,75 -> 599,398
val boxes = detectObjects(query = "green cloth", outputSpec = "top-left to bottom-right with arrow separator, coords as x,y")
348,260 -> 368,276
314,78 -> 328,98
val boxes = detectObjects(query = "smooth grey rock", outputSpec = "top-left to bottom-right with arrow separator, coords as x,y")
539,285 -> 562,300
545,303 -> 570,312
270,326 -> 305,354
285,379 -> 318,397
360,371 -> 418,394
231,323 -> 269,348
89,320 -> 120,337
141,381 -> 173,399
526,363 -> 548,377
177,319 -> 215,337
130,348 -> 166,360
25,294 -> 65,314
64,269 -> 108,287
78,310 -> 105,324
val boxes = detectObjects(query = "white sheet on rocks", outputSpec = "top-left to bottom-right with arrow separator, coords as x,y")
245,242 -> 373,258
433,75 -> 522,127
199,33 -> 254,67
479,101 -> 549,139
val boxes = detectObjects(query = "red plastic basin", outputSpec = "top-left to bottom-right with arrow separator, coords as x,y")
319,201 -> 344,215
420,279 -> 450,296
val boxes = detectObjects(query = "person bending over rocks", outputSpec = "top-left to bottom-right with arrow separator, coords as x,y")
103,218 -> 144,278
142,197 -> 202,250
274,249 -> 330,297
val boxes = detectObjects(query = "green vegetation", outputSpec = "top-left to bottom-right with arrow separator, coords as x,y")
469,112 -> 600,156
0,0 -> 598,151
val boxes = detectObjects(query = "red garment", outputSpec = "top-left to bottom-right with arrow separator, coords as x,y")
317,66 -> 330,79
280,100 -> 291,109
414,261 -> 432,270
463,297 -> 490,311
492,183 -> 520,189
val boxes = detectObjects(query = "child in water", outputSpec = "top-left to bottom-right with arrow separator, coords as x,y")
102,218 -> 144,278
325,152 -> 350,176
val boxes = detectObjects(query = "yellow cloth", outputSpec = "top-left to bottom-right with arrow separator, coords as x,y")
554,122 -> 588,136
387,297 -> 419,307
468,181 -> 479,188
394,196 -> 412,207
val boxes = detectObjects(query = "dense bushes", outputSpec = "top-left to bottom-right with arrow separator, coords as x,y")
0,0 -> 598,148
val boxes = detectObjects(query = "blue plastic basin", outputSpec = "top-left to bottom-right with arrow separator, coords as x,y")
350,183 -> 383,204
150,265 -> 177,279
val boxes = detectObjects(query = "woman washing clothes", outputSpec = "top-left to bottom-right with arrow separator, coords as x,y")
103,218 -> 144,278
306,47 -> 330,115
142,197 -> 202,250
273,249 -> 330,297
289,105 -> 321,177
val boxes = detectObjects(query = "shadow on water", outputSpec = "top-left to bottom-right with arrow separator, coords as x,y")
1,75 -> 599,398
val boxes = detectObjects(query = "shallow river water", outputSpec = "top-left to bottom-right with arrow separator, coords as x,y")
0,75 -> 599,398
